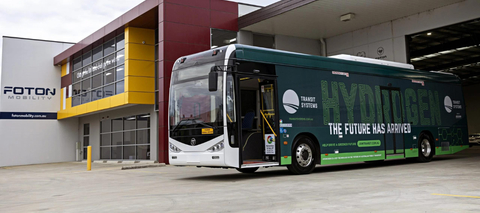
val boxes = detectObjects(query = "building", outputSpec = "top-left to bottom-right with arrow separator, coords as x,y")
1,0 -> 479,167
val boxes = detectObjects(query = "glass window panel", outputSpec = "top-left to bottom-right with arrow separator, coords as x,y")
115,65 -> 124,81
92,60 -> 103,75
136,130 -> 149,144
112,132 -> 122,146
83,136 -> 89,146
124,131 -> 135,145
116,34 -> 125,50
83,148 -> 87,160
92,45 -> 103,61
111,146 -> 122,159
124,146 -> 135,160
116,49 -> 125,66
81,92 -> 90,104
84,123 -> 90,135
82,65 -> 92,78
73,71 -> 82,83
104,84 -> 115,98
137,114 -> 150,129
100,147 -> 111,159
136,145 -> 150,160
72,96 -> 81,107
92,74 -> 103,89
104,68 -> 114,84
101,133 -> 111,146
124,116 -> 136,130
101,120 -> 111,133
82,51 -> 91,66
112,118 -> 123,132
91,89 -> 102,101
116,81 -> 124,95
73,56 -> 82,71
104,39 -> 115,56
72,83 -> 81,96
103,54 -> 115,70
82,78 -> 91,92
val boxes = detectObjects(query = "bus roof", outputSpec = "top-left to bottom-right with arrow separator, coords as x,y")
233,44 -> 461,84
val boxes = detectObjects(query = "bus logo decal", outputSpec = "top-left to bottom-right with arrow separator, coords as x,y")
444,96 -> 452,113
283,89 -> 299,114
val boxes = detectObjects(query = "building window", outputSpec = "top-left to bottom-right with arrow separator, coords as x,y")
211,28 -> 237,49
83,123 -> 90,160
72,33 -> 125,107
100,114 -> 150,160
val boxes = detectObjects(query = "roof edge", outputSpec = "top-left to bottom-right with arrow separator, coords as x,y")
238,0 -> 316,29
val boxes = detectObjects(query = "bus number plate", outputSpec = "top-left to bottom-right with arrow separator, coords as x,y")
202,128 -> 213,135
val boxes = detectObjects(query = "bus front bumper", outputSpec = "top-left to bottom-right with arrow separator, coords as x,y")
169,152 -> 226,167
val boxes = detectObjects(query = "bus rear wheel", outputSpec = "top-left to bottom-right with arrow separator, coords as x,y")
417,133 -> 434,162
287,136 -> 316,175
236,168 -> 258,173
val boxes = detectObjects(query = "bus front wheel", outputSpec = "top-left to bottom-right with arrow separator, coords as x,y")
287,136 -> 316,175
417,133 -> 434,162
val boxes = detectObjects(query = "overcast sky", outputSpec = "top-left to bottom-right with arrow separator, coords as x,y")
0,0 -> 279,73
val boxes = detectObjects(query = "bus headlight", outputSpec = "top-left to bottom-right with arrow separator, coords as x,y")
169,143 -> 182,153
207,141 -> 224,152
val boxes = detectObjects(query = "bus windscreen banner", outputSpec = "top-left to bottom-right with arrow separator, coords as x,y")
0,112 -> 57,120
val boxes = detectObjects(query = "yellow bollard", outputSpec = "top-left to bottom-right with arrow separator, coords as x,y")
87,146 -> 92,171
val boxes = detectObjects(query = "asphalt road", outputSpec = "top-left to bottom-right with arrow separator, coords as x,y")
1,147 -> 480,213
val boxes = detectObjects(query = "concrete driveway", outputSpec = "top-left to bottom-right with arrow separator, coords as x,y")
1,147 -> 480,213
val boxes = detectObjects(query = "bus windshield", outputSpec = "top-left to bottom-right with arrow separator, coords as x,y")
169,62 -> 224,132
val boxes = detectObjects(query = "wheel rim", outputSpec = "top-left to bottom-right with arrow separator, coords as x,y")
296,143 -> 313,167
421,139 -> 431,157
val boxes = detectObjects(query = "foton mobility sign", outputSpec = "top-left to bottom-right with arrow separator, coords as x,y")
1,86 -> 57,119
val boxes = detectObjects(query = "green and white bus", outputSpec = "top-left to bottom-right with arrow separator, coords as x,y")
168,44 -> 468,174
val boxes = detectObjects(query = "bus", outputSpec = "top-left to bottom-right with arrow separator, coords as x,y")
168,44 -> 468,174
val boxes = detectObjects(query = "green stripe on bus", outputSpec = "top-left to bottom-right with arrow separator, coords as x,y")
357,140 -> 381,147
435,145 -> 469,155
321,151 -> 385,165
281,156 -> 292,165
386,154 -> 405,160
405,148 -> 419,158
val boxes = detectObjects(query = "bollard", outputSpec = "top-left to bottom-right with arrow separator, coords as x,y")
87,146 -> 92,171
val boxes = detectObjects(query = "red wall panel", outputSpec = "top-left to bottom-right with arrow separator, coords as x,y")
164,3 -> 210,27
164,22 -> 211,45
158,0 -> 238,164
211,10 -> 238,31
165,0 -> 210,9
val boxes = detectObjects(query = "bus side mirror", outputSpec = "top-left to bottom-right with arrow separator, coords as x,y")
209,66 -> 218,92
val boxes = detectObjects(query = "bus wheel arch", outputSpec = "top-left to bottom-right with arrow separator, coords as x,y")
418,131 -> 435,162
287,133 -> 319,175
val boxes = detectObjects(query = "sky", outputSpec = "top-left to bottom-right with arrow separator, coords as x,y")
0,0 -> 280,73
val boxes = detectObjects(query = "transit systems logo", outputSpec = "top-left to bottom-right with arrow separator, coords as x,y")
444,96 -> 453,113
266,135 -> 275,144
282,89 -> 299,114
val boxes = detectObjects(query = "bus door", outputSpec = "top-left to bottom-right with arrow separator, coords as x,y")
380,87 -> 405,159
237,75 -> 279,168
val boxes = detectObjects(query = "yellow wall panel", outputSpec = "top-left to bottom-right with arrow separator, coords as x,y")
61,64 -> 67,77
125,60 -> 155,77
110,93 -> 127,108
66,97 -> 72,110
125,43 -> 155,61
97,98 -> 111,111
125,27 -> 155,45
86,102 -> 98,113
126,92 -> 155,105
60,88 -> 65,109
127,76 -> 155,93
76,104 -> 86,115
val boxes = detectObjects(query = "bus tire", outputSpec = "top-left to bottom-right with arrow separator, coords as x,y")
417,133 -> 434,162
287,136 -> 316,175
236,168 -> 258,173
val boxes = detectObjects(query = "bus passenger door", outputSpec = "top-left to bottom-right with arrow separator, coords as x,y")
381,88 -> 405,159
237,76 -> 279,168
